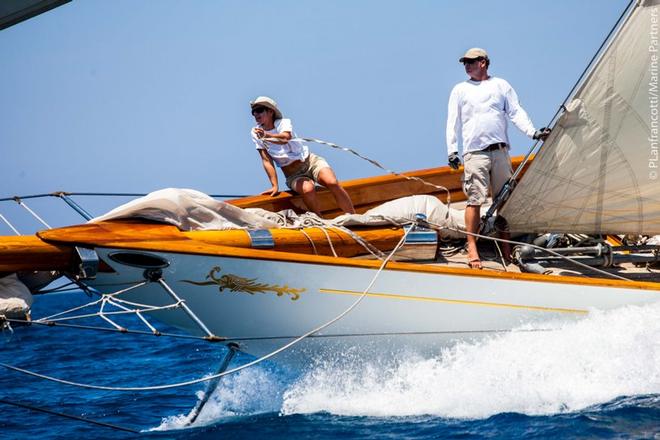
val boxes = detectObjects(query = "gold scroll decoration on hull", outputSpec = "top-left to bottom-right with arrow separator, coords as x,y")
181,266 -> 306,300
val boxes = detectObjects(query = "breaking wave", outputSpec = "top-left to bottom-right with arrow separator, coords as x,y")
155,301 -> 660,429
282,302 -> 660,418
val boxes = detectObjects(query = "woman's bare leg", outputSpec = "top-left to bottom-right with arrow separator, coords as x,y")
293,177 -> 321,215
317,167 -> 355,214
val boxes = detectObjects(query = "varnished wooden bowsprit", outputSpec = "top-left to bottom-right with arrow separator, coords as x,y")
0,236 -> 74,272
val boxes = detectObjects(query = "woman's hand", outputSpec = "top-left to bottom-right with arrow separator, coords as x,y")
261,186 -> 279,197
253,127 -> 265,139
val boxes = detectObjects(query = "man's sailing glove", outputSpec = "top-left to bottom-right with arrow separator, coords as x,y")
533,127 -> 552,141
448,152 -> 461,170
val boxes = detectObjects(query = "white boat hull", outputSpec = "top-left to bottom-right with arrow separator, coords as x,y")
88,247 -> 660,364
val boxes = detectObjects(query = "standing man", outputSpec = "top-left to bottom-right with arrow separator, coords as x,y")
446,48 -> 550,269
250,96 -> 355,216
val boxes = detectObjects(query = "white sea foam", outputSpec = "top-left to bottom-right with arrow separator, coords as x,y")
281,302 -> 660,419
153,301 -> 660,429
152,367 -> 286,430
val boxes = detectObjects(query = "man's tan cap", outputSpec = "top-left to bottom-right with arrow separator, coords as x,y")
459,48 -> 489,63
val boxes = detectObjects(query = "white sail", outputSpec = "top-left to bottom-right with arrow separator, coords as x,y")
500,0 -> 660,235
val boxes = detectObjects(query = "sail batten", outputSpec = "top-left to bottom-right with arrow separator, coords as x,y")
501,0 -> 660,235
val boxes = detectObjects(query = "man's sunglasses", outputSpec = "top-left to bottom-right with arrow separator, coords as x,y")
251,107 -> 268,115
462,57 -> 483,65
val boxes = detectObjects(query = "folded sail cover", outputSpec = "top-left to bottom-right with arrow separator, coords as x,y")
91,188 -> 467,239
501,0 -> 660,235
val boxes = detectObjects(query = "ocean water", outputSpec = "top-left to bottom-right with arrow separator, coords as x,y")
1,291 -> 659,439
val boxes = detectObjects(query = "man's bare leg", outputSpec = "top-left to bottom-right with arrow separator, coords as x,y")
465,204 -> 482,269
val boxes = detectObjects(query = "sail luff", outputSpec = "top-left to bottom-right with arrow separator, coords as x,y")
485,0 -> 637,227
560,0 -> 638,118
500,0 -> 660,236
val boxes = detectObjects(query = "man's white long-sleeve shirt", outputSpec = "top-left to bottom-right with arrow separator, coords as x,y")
446,77 -> 536,156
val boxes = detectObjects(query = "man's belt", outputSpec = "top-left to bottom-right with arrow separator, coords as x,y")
482,142 -> 507,152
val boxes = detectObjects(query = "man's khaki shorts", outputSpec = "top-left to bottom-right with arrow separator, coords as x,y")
462,148 -> 513,205
284,153 -> 331,190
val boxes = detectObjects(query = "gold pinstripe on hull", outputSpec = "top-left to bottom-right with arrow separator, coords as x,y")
318,288 -> 589,314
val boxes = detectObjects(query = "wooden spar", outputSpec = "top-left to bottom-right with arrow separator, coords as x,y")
0,235 -> 74,272
37,221 -> 405,258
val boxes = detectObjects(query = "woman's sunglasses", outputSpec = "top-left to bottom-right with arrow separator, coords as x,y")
251,107 -> 268,116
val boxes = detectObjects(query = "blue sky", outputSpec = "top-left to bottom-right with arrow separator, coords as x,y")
0,1 -> 627,229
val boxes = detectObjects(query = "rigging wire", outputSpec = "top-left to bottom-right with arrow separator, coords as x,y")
0,398 -> 139,434
0,213 -> 21,235
4,318 -> 212,341
0,192 -> 248,202
3,317 -> 552,341
14,198 -> 51,229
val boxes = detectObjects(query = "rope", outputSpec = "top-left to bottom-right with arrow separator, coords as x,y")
0,228 -> 411,392
277,210 -> 389,260
317,226 -> 338,257
262,136 -> 453,206
298,229 -> 319,255
493,240 -> 509,272
333,225 -> 389,259
30,279 -> 202,342
39,282 -> 148,321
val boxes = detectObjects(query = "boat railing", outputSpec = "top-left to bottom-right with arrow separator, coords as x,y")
0,191 -> 248,236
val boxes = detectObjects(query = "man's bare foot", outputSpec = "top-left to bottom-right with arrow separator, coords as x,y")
467,246 -> 482,269
468,258 -> 483,270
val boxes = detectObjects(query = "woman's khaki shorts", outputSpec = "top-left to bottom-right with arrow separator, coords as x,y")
284,153 -> 331,190
462,148 -> 513,205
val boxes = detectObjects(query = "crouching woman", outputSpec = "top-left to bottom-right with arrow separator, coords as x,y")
250,96 -> 355,216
